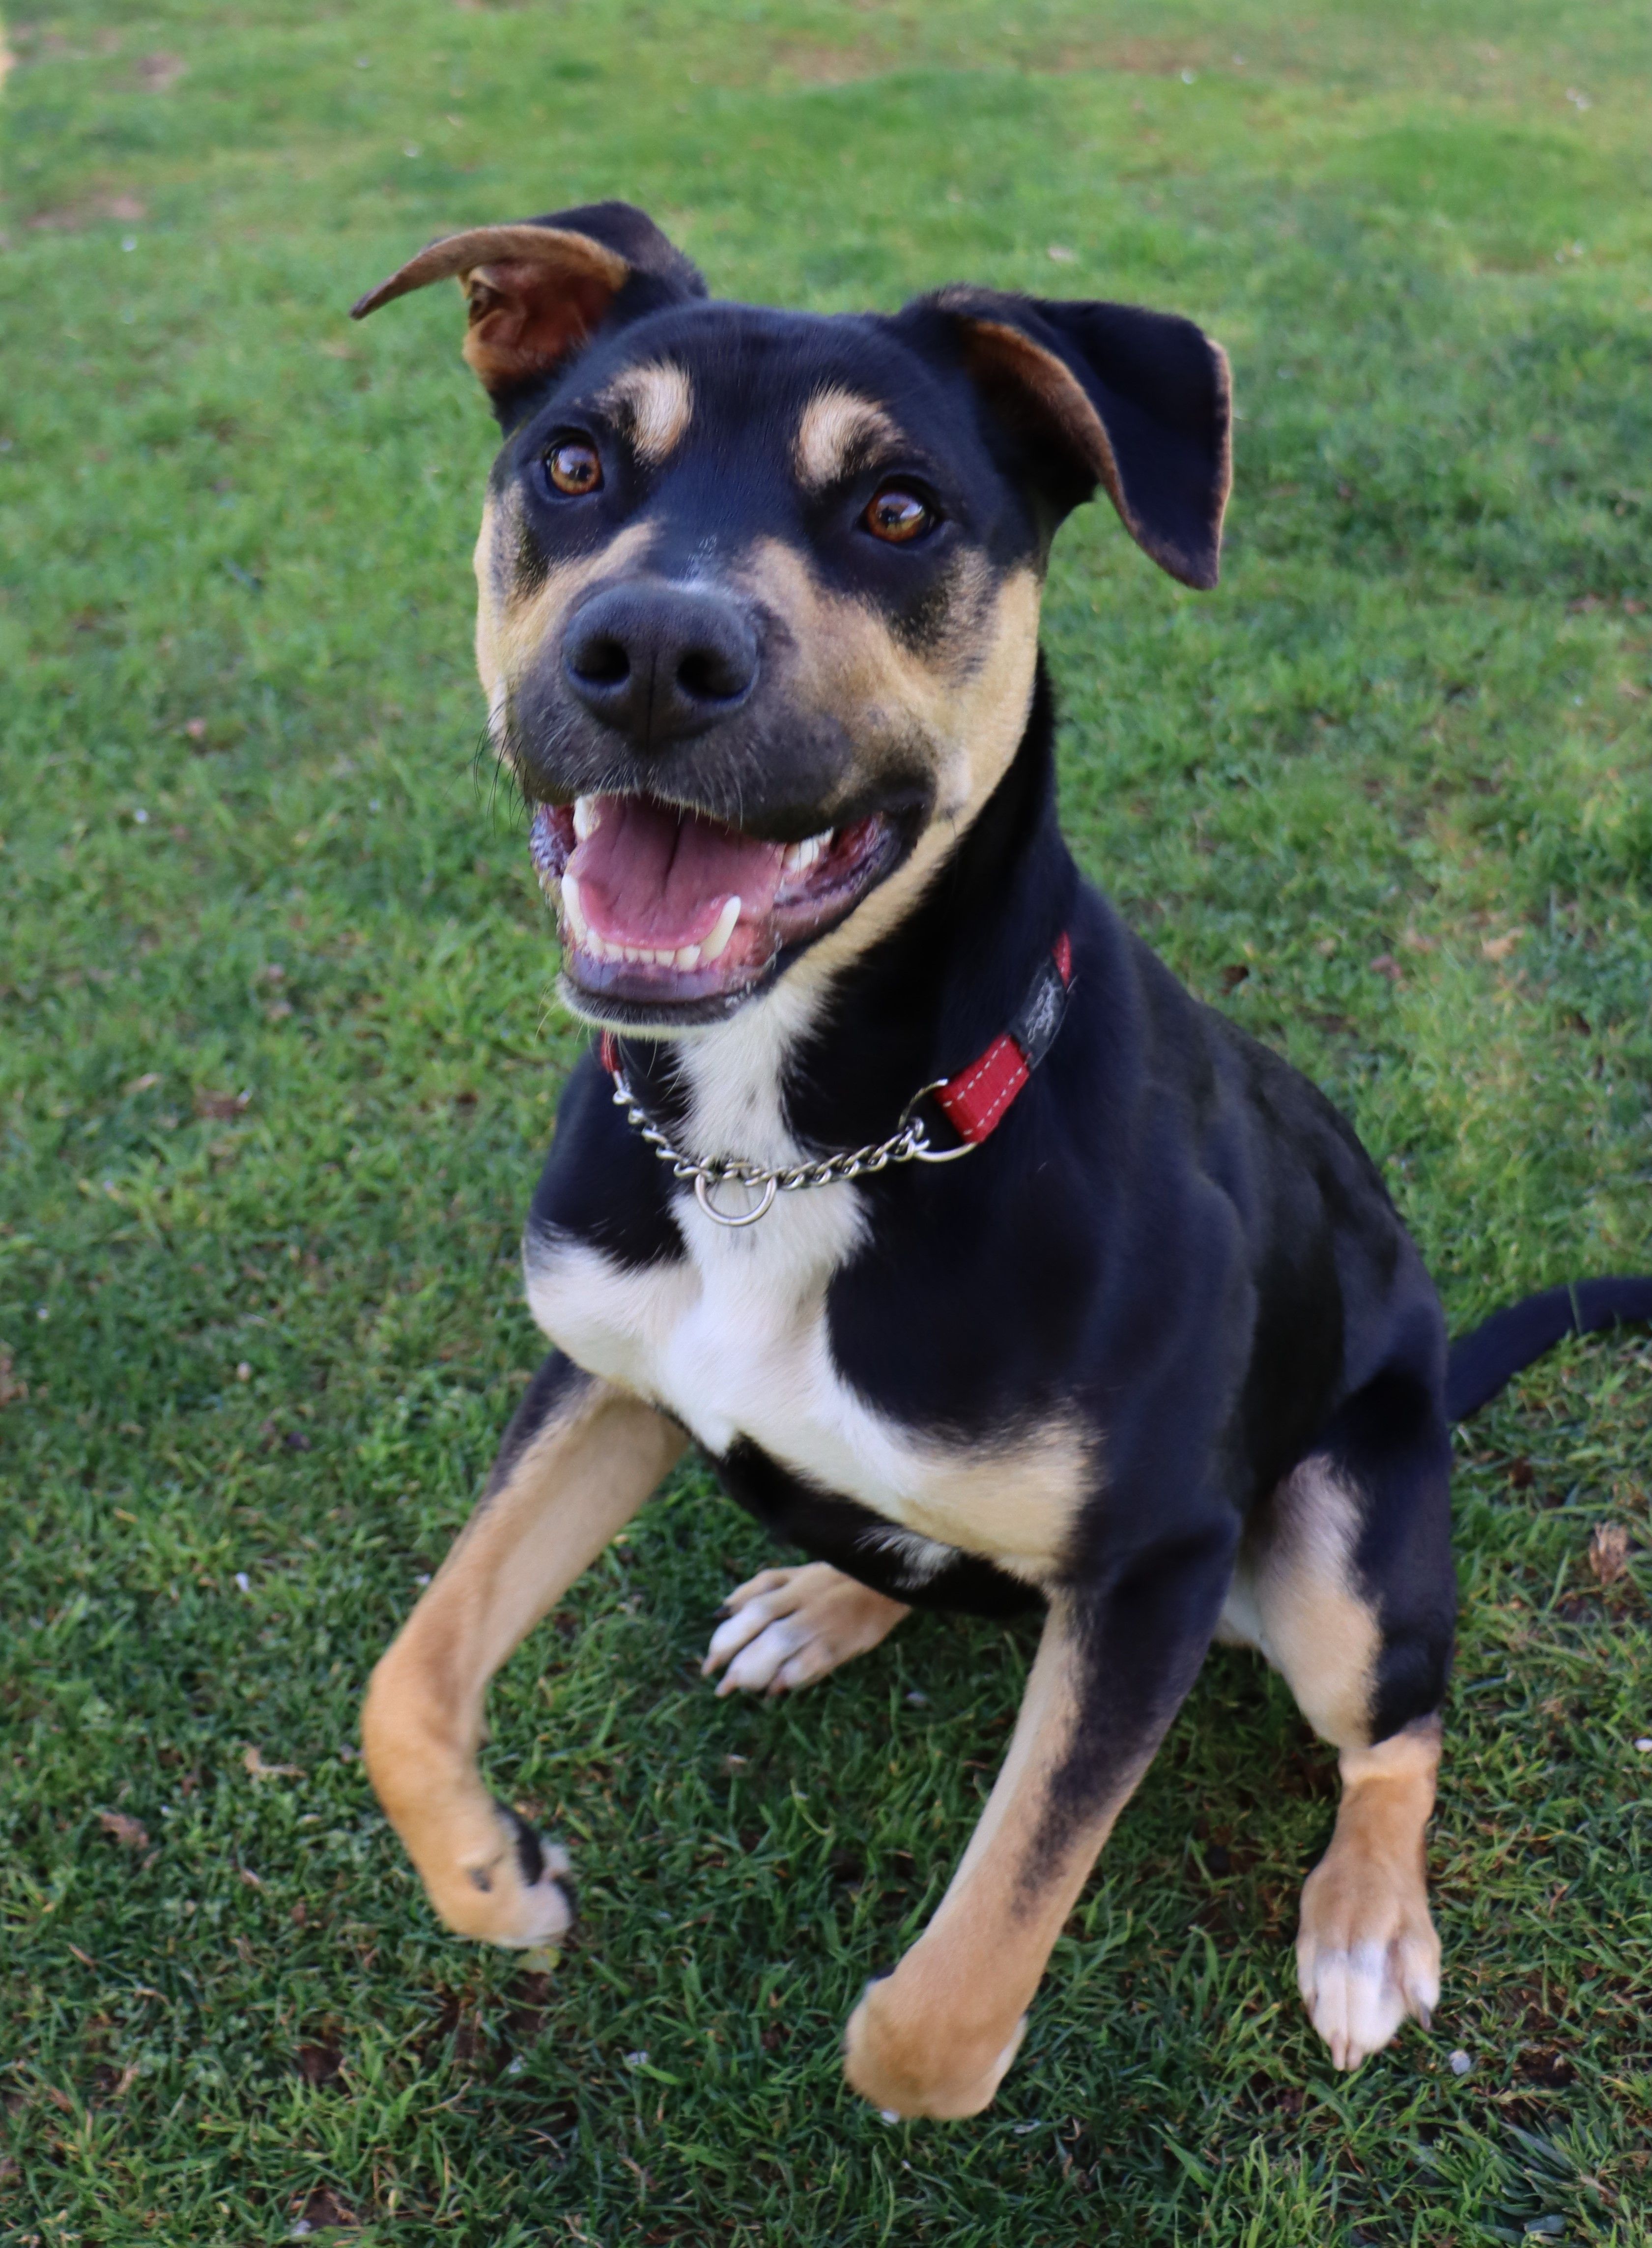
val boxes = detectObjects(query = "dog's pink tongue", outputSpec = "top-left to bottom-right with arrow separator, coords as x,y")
568,796 -> 787,948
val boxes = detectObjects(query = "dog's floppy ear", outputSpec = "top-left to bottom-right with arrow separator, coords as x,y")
350,200 -> 706,413
929,288 -> 1231,590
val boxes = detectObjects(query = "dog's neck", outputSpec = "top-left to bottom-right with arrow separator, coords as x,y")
618,659 -> 1079,1165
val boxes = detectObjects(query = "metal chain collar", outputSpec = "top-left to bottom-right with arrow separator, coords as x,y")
608,1063 -> 974,1229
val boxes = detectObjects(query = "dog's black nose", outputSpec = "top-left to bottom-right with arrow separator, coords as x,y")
561,582 -> 759,749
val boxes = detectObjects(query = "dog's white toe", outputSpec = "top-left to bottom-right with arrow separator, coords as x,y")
701,1563 -> 908,1697
1297,1933 -> 1437,2069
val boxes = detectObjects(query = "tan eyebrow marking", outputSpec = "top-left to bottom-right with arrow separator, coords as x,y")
596,360 -> 693,466
794,386 -> 899,489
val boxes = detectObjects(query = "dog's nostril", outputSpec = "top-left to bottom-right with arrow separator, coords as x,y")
677,645 -> 750,703
562,583 -> 757,740
567,634 -> 629,689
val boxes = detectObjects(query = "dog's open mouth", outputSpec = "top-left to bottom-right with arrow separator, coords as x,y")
529,794 -> 897,1012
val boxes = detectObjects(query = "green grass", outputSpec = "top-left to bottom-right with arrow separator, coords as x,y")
3,1 -> 1651,2240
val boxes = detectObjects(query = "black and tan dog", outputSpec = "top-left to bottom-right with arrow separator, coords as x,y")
348,202 -> 1652,2119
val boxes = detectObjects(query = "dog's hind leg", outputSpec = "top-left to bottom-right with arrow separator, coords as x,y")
362,1354 -> 683,1947
1233,1372 -> 1456,2068
702,1563 -> 909,1695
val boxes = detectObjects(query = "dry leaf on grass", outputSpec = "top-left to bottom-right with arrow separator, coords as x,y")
98,1809 -> 150,1850
244,1746 -> 304,1780
1589,1522 -> 1630,1585
194,1088 -> 251,1120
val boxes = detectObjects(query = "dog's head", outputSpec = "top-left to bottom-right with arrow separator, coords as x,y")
353,201 -> 1230,1030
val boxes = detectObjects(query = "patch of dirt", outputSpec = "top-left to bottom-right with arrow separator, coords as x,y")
295,2039 -> 343,2086
292,2186 -> 356,2234
767,38 -> 885,85
1049,35 -> 1236,78
27,191 -> 146,232
1519,2043 -> 1577,2088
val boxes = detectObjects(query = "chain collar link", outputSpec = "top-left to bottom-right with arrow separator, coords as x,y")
608,1064 -> 974,1228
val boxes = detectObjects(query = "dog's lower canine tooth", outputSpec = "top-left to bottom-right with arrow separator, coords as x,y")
562,870 -> 589,943
573,795 -> 599,842
700,896 -> 741,964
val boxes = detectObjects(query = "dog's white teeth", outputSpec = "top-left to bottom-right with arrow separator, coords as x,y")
700,895 -> 741,964
561,870 -> 589,944
652,948 -> 676,967
782,828 -> 833,875
572,794 -> 600,842
675,943 -> 702,971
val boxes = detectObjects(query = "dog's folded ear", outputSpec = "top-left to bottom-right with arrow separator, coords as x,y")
927,288 -> 1232,590
350,201 -> 706,416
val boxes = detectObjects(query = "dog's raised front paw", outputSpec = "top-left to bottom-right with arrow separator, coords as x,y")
420,1796 -> 574,1950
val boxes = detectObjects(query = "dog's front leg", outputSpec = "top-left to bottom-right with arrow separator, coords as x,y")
362,1355 -> 684,1946
843,1522 -> 1235,2118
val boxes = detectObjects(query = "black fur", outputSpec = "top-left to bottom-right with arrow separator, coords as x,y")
1446,1276 -> 1652,1420
373,201 -> 1649,1915
544,676 -> 1467,1774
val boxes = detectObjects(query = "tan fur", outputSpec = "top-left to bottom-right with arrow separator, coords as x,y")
793,387 -> 898,489
350,225 -> 630,394
361,1375 -> 684,1946
597,359 -> 694,465
721,541 -> 1042,1007
951,312 -> 1132,528
1220,1452 -> 1381,1747
473,503 -> 660,729
895,1417 -> 1093,1583
939,298 -> 1232,589
1221,1463 -> 1443,2068
352,223 -> 629,320
1297,1717 -> 1442,2068
731,537 -> 1040,823
843,1600 -> 1144,2117
702,1562 -> 908,1694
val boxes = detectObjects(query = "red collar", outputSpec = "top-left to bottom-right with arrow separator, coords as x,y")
928,930 -> 1073,1145
599,931 -> 1072,1153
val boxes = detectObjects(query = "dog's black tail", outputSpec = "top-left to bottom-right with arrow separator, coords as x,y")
1446,1275 -> 1652,1421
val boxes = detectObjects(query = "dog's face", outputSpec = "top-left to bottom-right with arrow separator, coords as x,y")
354,202 -> 1231,1029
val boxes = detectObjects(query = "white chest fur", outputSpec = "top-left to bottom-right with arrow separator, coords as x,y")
523,988 -> 1083,1584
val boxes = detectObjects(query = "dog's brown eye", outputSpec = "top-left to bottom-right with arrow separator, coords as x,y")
864,485 -> 933,544
546,440 -> 603,496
